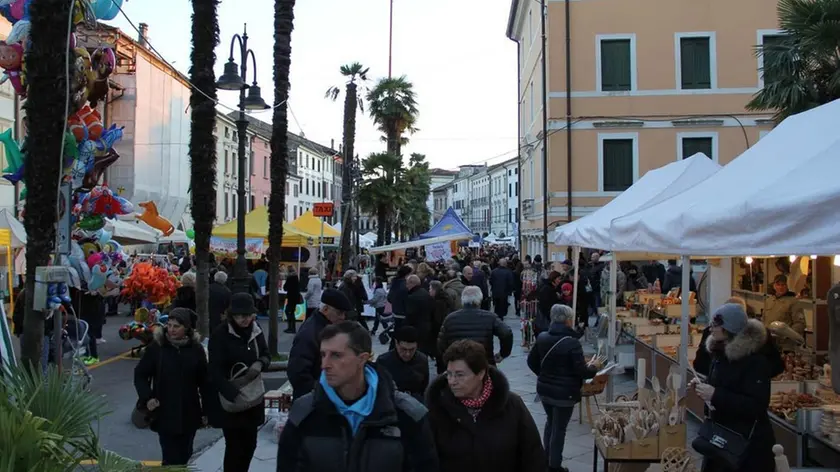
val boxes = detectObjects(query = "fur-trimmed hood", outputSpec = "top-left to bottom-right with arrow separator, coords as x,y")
705,318 -> 767,362
152,325 -> 202,346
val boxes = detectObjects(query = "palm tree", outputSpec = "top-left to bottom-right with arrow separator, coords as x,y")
746,0 -> 840,121
398,153 -> 432,238
326,63 -> 368,271
267,0 -> 296,356
357,152 -> 403,245
188,0 -> 220,338
366,76 -> 418,243
20,0 -> 74,368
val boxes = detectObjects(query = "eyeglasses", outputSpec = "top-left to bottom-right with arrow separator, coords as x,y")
712,314 -> 724,327
444,371 -> 470,381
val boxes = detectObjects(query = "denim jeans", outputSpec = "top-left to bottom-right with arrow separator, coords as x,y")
542,403 -> 575,468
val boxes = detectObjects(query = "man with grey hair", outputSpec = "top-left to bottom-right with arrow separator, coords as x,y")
404,274 -> 435,356
209,270 -> 231,330
437,286 -> 513,366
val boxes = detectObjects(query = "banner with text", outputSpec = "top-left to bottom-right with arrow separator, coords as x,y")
425,242 -> 452,262
210,237 -> 264,259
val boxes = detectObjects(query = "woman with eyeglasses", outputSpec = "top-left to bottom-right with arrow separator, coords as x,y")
426,339 -> 545,472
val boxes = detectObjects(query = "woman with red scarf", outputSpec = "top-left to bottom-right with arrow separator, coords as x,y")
426,340 -> 546,472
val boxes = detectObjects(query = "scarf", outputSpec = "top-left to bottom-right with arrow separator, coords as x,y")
166,331 -> 190,347
460,375 -> 493,409
320,365 -> 379,435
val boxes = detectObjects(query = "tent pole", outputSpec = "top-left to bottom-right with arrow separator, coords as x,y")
606,257 -> 617,402
679,255 -> 691,396
571,246 -> 580,316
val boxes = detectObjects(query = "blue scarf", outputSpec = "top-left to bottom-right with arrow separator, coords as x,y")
319,364 -> 379,435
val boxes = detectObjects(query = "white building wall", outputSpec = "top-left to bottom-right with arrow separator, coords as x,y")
504,161 -> 520,238
427,174 -> 454,225
296,145 -> 334,222
213,113 -> 253,224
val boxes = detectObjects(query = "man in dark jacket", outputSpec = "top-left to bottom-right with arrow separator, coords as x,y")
277,321 -> 439,472
527,304 -> 598,472
404,275 -> 435,356
208,271 -> 231,331
388,265 -> 412,323
462,265 -> 490,311
662,259 -> 697,294
429,280 -> 455,373
642,260 -> 666,287
375,326 -> 429,403
537,271 -> 563,335
287,288 -> 352,401
489,258 -> 515,320
437,286 -> 513,366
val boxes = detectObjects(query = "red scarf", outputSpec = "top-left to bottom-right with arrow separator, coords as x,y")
460,375 -> 493,409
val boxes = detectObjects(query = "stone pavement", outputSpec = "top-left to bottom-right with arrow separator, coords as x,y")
192,316 -> 703,472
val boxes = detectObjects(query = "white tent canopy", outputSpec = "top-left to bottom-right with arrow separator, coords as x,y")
159,229 -> 189,244
105,218 -> 158,245
554,153 -> 721,249
610,99 -> 840,257
0,209 -> 25,248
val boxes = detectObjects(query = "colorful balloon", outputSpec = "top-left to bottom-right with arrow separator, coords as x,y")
186,229 -> 195,240
90,0 -> 123,21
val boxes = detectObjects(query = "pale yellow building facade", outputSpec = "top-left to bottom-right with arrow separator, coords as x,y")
507,0 -> 782,259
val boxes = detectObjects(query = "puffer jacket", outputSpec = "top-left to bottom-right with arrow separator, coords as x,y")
526,323 -> 597,406
276,365 -> 439,472
303,275 -> 322,309
700,319 -> 776,472
437,307 -> 513,364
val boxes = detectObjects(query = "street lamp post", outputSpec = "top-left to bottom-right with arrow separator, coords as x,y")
216,24 -> 270,294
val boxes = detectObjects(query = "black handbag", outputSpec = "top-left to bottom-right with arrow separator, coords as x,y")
691,418 -> 756,469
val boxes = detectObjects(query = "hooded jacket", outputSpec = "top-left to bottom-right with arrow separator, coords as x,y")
700,319 -> 776,472
442,278 -> 465,310
425,367 -> 546,472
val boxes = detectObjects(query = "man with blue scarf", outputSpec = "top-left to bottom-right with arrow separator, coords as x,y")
277,321 -> 439,472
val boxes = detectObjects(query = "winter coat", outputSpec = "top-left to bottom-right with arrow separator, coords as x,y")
276,365 -> 439,472
527,323 -> 597,406
431,290 -> 456,344
287,310 -> 330,400
353,279 -> 369,315
536,283 -> 559,332
303,275 -> 322,309
437,307 -> 513,364
662,265 -> 697,294
171,286 -> 197,313
367,286 -> 387,309
388,276 -> 409,316
642,262 -> 666,287
285,274 -> 303,306
489,267 -> 515,300
763,291 -> 805,338
467,270 -> 490,300
207,320 -> 270,429
208,282 -> 231,331
405,286 -> 435,354
699,319 -> 776,472
600,268 -> 627,306
693,325 -> 785,379
442,278 -> 465,310
375,350 -> 430,403
425,367 -> 546,472
339,281 -> 360,320
133,328 -> 208,434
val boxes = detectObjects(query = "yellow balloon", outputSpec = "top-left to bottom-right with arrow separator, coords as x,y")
189,246 -> 196,255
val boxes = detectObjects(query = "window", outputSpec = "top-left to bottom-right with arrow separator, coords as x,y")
249,153 -> 254,175
263,156 -> 268,177
317,160 -> 320,172
224,127 -> 229,138
509,208 -> 513,223
678,34 -> 714,89
598,36 -> 634,92
293,205 -> 298,218
232,153 -> 237,176
294,184 -> 299,197
305,179 -> 309,195
599,134 -> 637,192
678,132 -> 717,162
529,81 -> 535,121
224,192 -> 229,219
759,32 -> 787,86
224,150 -> 229,173
249,194 -> 255,210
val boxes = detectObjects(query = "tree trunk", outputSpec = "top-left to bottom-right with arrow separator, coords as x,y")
189,0 -> 220,339
339,83 -> 357,271
377,205 -> 387,244
20,0 -> 73,370
269,0 -> 296,356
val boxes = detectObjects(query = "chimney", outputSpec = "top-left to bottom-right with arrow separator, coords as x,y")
138,23 -> 149,48
330,138 -> 334,149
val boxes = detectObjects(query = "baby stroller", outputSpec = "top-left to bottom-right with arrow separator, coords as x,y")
63,313 -> 93,390
377,312 -> 397,345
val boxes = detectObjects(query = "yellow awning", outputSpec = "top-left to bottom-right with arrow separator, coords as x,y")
212,206 -> 310,246
290,211 -> 341,238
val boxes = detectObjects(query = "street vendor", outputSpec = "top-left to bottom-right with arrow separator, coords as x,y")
764,274 -> 806,346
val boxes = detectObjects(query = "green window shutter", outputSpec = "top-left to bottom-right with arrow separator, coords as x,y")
680,37 -> 711,89
600,39 -> 631,91
682,137 -> 713,160
761,35 -> 786,85
602,139 -> 634,191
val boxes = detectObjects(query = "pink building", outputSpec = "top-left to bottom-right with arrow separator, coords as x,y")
249,132 -> 271,209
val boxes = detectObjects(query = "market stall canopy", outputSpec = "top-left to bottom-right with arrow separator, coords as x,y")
369,207 -> 472,254
105,218 -> 158,245
212,206 -> 311,246
610,98 -> 840,257
290,211 -> 341,239
158,229 -> 189,243
554,153 -> 721,249
0,209 -> 25,248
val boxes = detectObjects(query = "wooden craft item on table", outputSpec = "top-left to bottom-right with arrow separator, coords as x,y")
660,447 -> 697,472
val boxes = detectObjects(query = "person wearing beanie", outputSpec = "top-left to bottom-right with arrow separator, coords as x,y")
764,274 -> 806,345
690,303 -> 776,471
287,288 -> 352,401
133,307 -> 208,465
207,293 -> 270,471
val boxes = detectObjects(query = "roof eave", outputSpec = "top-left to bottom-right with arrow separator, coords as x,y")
505,0 -> 521,41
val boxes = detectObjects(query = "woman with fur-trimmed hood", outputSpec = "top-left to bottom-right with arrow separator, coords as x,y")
691,303 -> 776,472
133,308 -> 209,466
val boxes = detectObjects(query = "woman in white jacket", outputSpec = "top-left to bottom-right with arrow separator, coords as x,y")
303,267 -> 322,319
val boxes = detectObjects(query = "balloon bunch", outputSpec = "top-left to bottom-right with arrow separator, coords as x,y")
72,185 -> 133,231
119,305 -> 167,343
47,282 -> 71,310
66,230 -> 126,293
121,262 -> 180,307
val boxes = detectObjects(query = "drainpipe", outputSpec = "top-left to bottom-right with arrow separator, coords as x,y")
516,40 -> 522,255
540,0 -> 549,261
564,0 -> 573,229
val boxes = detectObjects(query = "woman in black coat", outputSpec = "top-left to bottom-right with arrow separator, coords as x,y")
692,304 -> 776,472
283,272 -> 302,334
208,293 -> 270,472
134,308 -> 208,466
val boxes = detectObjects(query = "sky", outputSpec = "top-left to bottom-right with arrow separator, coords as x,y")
108,0 -> 519,170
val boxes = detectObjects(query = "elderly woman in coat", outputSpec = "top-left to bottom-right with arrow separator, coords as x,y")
527,304 -> 599,472
691,303 -> 776,472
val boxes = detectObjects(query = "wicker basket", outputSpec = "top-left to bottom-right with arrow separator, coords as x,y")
582,376 -> 608,396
